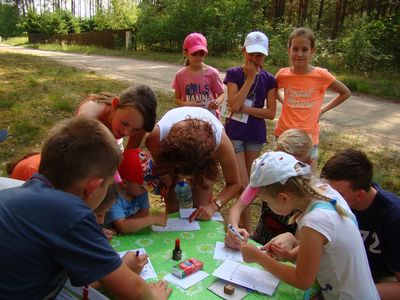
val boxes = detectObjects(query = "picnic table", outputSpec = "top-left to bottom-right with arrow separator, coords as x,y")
112,212 -> 319,300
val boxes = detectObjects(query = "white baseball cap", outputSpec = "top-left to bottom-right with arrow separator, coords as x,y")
240,151 -> 311,204
243,31 -> 269,56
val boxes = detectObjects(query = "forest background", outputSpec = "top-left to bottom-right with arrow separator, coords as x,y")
1,0 -> 399,97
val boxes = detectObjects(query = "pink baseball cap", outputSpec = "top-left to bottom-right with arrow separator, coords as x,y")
183,33 -> 208,54
240,151 -> 311,204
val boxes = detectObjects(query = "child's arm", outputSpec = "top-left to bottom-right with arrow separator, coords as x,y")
240,88 -> 276,120
145,126 -> 160,156
99,264 -> 172,299
113,212 -> 167,234
276,88 -> 284,104
320,79 -> 351,116
241,226 -> 325,290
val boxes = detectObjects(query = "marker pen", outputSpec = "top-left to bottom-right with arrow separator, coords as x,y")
228,224 -> 245,241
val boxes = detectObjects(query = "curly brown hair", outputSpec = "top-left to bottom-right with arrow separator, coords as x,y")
155,118 -> 219,188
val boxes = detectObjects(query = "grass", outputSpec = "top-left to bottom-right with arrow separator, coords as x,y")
1,51 -> 399,230
4,36 -> 400,101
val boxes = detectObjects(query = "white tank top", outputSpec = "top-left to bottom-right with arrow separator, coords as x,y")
157,107 -> 223,147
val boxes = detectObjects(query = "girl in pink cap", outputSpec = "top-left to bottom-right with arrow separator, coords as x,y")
172,32 -> 224,118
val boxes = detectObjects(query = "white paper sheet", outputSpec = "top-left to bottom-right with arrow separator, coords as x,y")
163,270 -> 209,290
220,99 -> 252,123
118,248 -> 157,280
212,260 -> 279,296
213,242 -> 243,262
151,218 -> 200,232
56,279 -> 109,300
179,208 -> 224,222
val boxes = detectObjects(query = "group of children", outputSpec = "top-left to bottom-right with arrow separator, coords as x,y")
1,26 -> 398,300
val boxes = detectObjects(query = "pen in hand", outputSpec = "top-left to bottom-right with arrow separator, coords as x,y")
228,224 -> 245,242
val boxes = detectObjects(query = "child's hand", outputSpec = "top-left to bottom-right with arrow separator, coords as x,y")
102,228 -> 117,241
262,232 -> 297,253
240,243 -> 261,264
122,251 -> 148,274
148,280 -> 172,300
152,214 -> 167,226
266,243 -> 298,261
224,227 -> 249,250
243,61 -> 257,81
208,100 -> 219,110
261,232 -> 298,261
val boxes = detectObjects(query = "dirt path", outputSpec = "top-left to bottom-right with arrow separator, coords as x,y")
1,43 -> 399,147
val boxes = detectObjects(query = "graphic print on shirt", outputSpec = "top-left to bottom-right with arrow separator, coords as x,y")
185,83 -> 211,107
285,87 -> 316,108
360,230 -> 382,254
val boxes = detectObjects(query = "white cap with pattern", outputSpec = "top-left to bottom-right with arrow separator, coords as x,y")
244,31 -> 269,56
240,151 -> 311,204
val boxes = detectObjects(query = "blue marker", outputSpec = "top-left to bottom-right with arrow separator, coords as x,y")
228,224 -> 245,241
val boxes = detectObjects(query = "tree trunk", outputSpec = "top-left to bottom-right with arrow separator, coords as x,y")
316,0 -> 324,31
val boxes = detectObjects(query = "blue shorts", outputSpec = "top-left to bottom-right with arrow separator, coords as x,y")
231,139 -> 264,153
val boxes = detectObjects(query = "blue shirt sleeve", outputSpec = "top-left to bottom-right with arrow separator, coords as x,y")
105,195 -> 126,225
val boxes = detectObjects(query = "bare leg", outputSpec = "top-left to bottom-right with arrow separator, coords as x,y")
240,150 -> 261,233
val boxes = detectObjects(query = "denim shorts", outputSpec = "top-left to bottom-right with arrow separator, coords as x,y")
231,139 -> 264,153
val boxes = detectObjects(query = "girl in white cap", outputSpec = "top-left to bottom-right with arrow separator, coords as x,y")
239,151 -> 379,300
223,31 -> 277,231
172,32 -> 224,118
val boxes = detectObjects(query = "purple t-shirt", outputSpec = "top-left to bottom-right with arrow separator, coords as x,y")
223,66 -> 276,143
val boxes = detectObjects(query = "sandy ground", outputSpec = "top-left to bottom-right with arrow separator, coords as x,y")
1,43 -> 399,147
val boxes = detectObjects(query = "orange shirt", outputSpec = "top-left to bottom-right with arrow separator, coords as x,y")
274,67 -> 335,144
10,153 -> 41,181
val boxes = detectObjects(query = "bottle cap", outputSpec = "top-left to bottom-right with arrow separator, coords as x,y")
175,238 -> 180,248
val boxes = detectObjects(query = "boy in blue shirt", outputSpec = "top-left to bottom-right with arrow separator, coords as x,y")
0,117 -> 171,300
106,148 -> 167,233
321,149 -> 400,300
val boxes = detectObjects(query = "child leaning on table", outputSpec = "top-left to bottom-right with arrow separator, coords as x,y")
239,151 -> 379,299
0,117 -> 171,299
225,128 -> 312,249
105,148 -> 167,233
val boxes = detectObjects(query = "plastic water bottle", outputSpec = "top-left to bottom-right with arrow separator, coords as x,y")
175,180 -> 193,208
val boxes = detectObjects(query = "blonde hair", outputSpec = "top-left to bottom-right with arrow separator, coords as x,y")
259,166 -> 349,224
275,129 -> 313,163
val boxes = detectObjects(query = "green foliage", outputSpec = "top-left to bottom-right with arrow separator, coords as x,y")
0,3 -> 21,38
136,0 -> 253,54
19,9 -> 80,34
93,0 -> 139,30
341,15 -> 399,72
